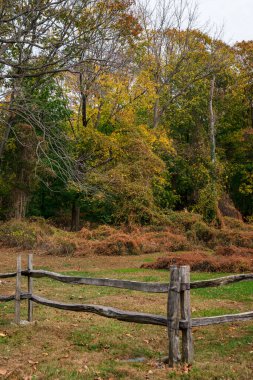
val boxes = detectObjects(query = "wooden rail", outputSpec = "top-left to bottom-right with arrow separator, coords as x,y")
190,274 -> 253,289
0,272 -> 16,278
3,269 -> 253,292
22,269 -> 170,292
0,254 -> 253,368
0,293 -> 30,302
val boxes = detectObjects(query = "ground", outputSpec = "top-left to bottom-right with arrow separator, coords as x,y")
0,247 -> 253,380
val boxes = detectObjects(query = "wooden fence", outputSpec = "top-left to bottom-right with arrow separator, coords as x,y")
1,254 -> 253,367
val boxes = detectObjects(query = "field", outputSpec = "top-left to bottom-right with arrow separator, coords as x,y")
0,248 -> 253,380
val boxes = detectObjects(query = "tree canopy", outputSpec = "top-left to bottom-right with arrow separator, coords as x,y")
0,0 -> 252,227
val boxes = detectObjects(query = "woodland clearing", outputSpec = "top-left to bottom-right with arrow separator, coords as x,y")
0,246 -> 253,380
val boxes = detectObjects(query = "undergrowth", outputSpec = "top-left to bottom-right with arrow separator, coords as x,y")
0,213 -> 253,267
0,218 -> 76,255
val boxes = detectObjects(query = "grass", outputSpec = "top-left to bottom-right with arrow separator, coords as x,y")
0,251 -> 253,379
193,281 -> 253,302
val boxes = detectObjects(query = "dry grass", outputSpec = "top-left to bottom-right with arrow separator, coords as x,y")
0,249 -> 253,379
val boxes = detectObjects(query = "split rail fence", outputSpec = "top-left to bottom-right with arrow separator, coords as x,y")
1,254 -> 253,367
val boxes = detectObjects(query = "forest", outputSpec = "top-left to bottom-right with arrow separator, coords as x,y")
0,0 -> 252,230
1,2 -> 253,379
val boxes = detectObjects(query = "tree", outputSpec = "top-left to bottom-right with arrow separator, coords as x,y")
234,41 -> 253,129
0,76 -> 72,218
0,0 -> 140,221
0,0 -> 139,157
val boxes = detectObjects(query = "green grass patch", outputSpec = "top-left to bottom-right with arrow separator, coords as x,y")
192,281 -> 253,303
192,307 -> 238,318
38,362 -> 87,380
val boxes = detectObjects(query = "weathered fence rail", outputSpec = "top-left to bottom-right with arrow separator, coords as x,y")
2,269 -> 253,291
0,272 -> 16,279
1,254 -> 253,367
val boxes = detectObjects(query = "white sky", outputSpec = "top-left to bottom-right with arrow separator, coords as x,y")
196,0 -> 252,43
148,0 -> 253,44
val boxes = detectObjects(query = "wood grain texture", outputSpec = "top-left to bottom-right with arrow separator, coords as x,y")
190,311 -> 253,327
25,270 -> 169,292
31,294 -> 253,328
20,270 -> 253,292
15,255 -> 21,325
27,254 -> 33,322
31,294 -> 168,326
180,266 -> 193,364
167,266 -> 181,367
190,274 -> 253,289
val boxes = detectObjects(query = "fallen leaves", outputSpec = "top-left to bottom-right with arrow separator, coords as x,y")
164,363 -> 193,376
59,354 -> 69,359
28,360 -> 38,365
0,368 -> 8,376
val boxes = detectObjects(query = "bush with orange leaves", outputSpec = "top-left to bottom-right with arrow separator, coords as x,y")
77,225 -> 192,256
141,250 -> 253,273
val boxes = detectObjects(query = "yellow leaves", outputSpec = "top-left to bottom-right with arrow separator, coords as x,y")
5,137 -> 16,152
137,124 -> 156,144
153,129 -> 175,156
78,125 -> 116,160
239,173 -> 253,195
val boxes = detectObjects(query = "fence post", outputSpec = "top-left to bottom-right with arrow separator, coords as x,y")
167,266 -> 181,367
180,265 -> 193,364
15,255 -> 21,325
27,254 -> 33,322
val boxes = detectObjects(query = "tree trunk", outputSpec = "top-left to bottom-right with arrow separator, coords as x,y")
0,122 -> 12,160
153,97 -> 160,129
80,73 -> 88,128
12,190 -> 28,219
71,199 -> 80,231
81,92 -> 87,128
209,76 -> 224,228
0,88 -> 15,159
209,75 -> 216,164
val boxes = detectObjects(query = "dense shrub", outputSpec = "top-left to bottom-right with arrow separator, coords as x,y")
215,245 -> 253,256
43,238 -> 77,256
1,214 -> 252,259
0,219 -> 49,249
218,230 -> 253,248
0,219 -> 76,255
166,211 -> 203,232
141,251 -> 253,273
94,234 -> 141,255
223,217 -> 253,231
187,221 -> 217,244
75,224 -> 193,256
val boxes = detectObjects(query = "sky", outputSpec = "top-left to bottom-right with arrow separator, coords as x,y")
196,0 -> 253,43
148,0 -> 253,44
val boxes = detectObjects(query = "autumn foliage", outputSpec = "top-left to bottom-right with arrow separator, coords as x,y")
0,1 -> 252,250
